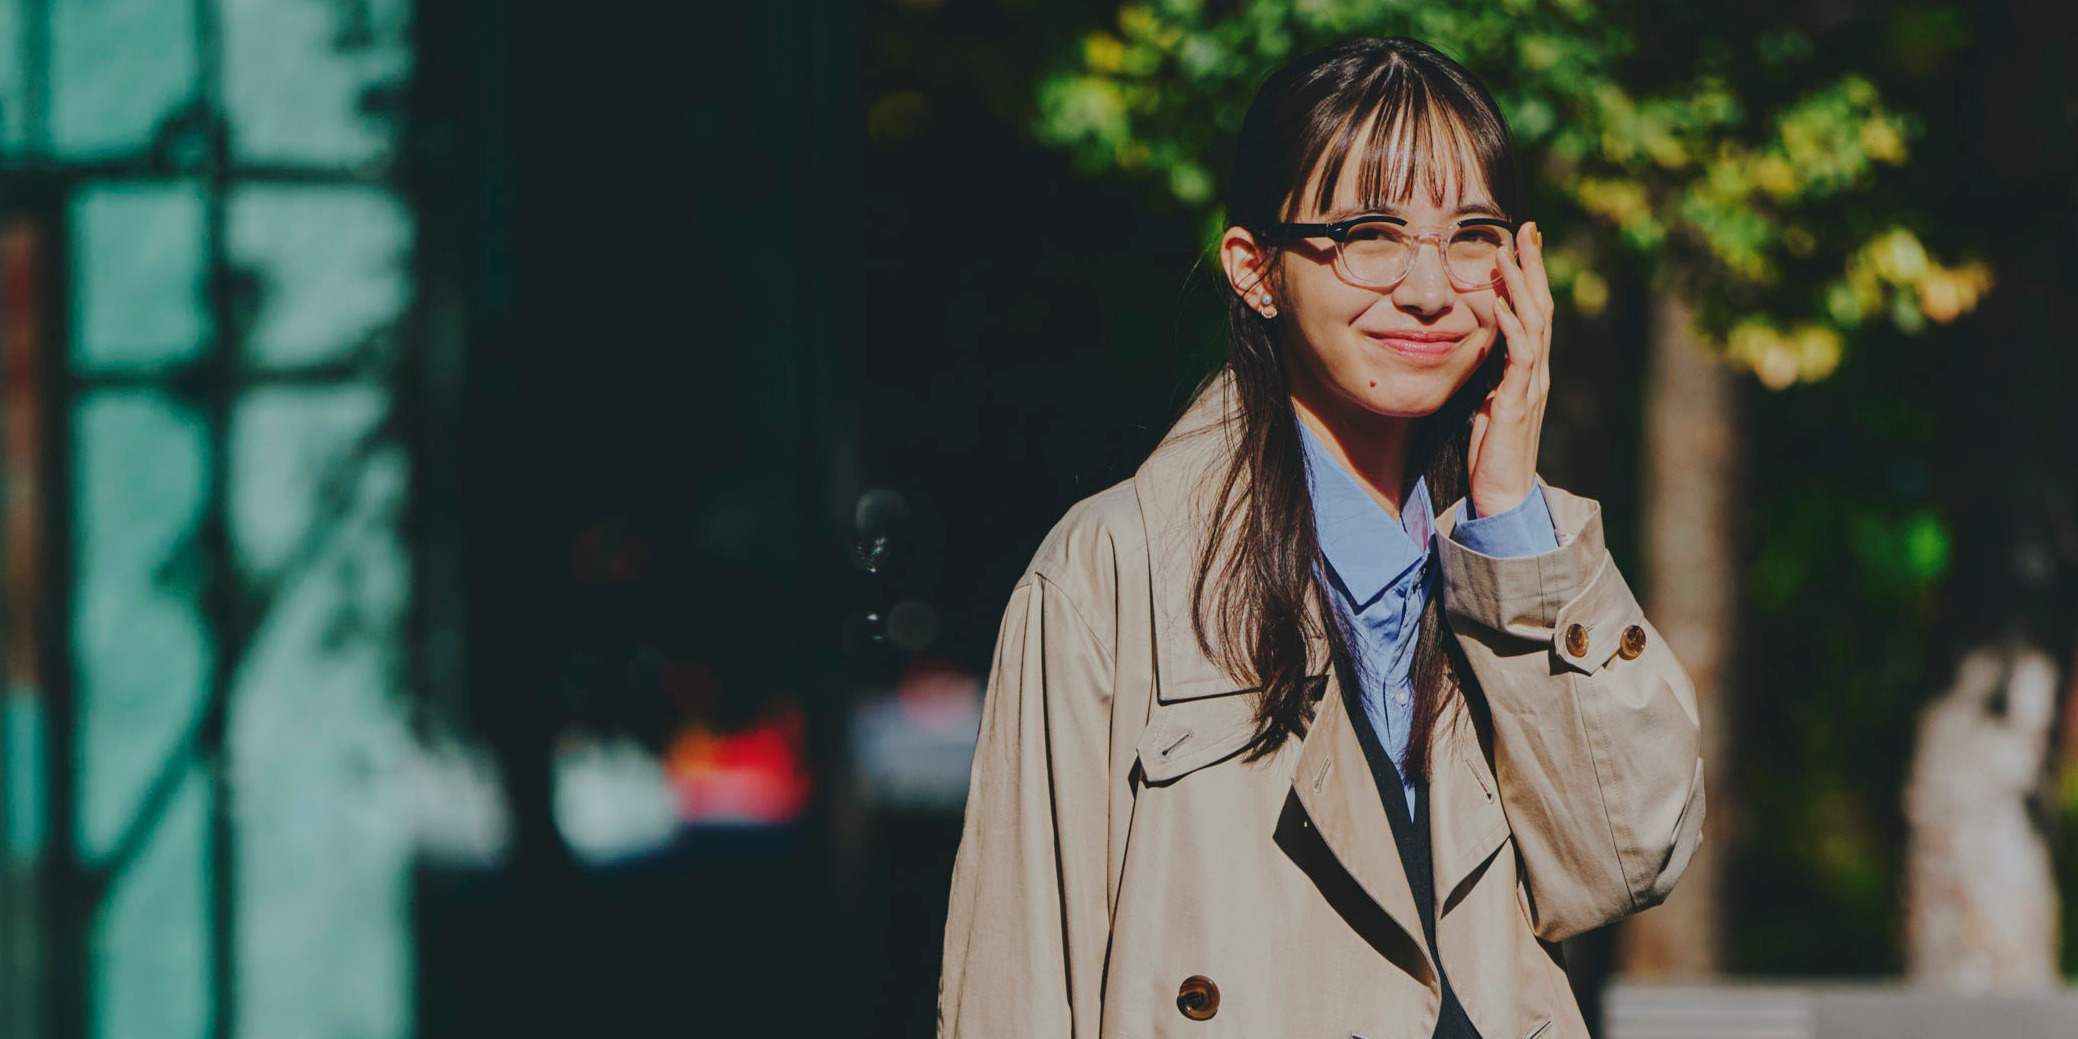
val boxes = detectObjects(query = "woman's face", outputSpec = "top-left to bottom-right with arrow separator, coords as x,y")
1224,142 -> 1507,422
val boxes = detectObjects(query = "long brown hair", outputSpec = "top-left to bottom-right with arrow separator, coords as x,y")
1193,37 -> 1521,775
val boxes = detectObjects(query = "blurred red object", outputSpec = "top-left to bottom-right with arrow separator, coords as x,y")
665,698 -> 812,826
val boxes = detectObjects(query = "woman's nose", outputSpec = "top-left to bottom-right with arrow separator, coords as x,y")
1391,242 -> 1452,315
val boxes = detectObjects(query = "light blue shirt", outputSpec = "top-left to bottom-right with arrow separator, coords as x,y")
1297,419 -> 1560,815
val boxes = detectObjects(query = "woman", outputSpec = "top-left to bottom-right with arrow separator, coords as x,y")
939,37 -> 1704,1039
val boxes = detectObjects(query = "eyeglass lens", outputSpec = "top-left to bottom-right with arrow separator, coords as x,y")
1339,222 -> 1513,288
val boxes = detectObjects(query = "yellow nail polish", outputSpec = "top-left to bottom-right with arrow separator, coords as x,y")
1529,223 -> 1543,249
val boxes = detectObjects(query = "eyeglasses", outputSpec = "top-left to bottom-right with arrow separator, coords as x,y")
1267,214 -> 1516,291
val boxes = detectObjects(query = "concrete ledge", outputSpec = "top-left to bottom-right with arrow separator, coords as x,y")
1605,981 -> 2078,1039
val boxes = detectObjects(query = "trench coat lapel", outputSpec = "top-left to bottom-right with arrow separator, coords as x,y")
1134,372 -> 1438,976
1428,710 -> 1511,911
1287,668 -> 1436,983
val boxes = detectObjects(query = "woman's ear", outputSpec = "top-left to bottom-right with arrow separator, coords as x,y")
1220,226 -> 1277,316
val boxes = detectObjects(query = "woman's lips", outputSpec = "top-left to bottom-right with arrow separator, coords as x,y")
1365,330 -> 1463,358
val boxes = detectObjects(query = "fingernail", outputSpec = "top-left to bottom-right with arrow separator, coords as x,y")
1529,223 -> 1543,249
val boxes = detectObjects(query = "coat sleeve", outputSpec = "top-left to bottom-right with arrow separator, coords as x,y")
938,571 -> 1116,1039
1434,485 -> 1706,942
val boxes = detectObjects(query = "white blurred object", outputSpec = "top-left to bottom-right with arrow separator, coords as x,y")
398,733 -> 512,869
1902,640 -> 2060,992
850,662 -> 982,812
552,734 -> 680,866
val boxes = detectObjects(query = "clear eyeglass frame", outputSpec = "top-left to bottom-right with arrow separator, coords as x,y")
1267,214 -> 1516,291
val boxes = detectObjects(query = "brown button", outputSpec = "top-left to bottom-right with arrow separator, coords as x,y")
1563,623 -> 1589,657
1618,624 -> 1647,660
1177,975 -> 1219,1020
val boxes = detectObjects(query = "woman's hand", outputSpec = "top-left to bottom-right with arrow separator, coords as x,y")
1466,221 -> 1553,520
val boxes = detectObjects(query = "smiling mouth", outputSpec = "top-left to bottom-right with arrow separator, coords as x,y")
1365,330 -> 1464,357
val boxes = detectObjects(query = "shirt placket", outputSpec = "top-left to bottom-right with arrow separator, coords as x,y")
1380,553 -> 1433,775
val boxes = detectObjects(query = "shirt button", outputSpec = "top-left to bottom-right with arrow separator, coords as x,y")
1394,689 -> 1409,705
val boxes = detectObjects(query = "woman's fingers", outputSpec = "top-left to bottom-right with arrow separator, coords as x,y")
1493,296 -> 1535,382
1494,248 -> 1551,391
1517,224 -> 1555,402
1519,221 -> 1556,317
1468,405 -> 1491,476
1495,248 -> 1545,344
1492,296 -> 1544,422
1468,222 -> 1554,516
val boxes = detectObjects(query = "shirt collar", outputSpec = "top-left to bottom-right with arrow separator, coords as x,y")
1297,417 -> 1435,610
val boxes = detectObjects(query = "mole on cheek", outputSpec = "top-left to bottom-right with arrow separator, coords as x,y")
1369,380 -> 1377,387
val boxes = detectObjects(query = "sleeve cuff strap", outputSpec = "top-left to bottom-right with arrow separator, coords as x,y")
1435,485 -> 1641,672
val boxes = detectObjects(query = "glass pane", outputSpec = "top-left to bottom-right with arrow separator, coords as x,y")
228,385 -> 410,1038
70,183 -> 210,372
0,0 -> 25,154
73,389 -> 211,861
223,0 -> 412,167
51,0 -> 197,158
90,768 -> 208,1039
72,389 -> 212,1039
228,384 -> 388,576
228,185 -> 410,370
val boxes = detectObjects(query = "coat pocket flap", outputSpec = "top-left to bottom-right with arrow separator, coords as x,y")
1159,671 -> 1257,702
1550,553 -> 1646,675
1137,691 -> 1260,784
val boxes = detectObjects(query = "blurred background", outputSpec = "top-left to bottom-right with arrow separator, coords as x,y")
0,0 -> 2072,1037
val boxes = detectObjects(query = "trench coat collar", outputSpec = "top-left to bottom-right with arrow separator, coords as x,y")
1131,370 -> 1312,704
1131,369 -> 1510,967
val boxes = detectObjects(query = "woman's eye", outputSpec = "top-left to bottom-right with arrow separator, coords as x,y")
1453,228 -> 1505,246
1346,224 -> 1401,243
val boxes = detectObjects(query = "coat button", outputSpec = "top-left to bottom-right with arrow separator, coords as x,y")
1563,623 -> 1589,657
1177,975 -> 1220,1020
1618,624 -> 1647,660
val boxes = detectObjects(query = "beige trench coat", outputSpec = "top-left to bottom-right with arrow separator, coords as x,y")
939,374 -> 1705,1039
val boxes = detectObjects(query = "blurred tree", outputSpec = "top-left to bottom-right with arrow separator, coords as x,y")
1028,0 -> 1997,979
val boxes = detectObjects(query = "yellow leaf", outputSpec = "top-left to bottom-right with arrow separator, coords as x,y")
1647,135 -> 1690,169
1859,118 -> 1906,164
1793,324 -> 1843,381
1870,229 -> 1928,283
1755,341 -> 1800,389
1917,269 -> 1964,324
1084,33 -> 1128,74
1753,154 -> 1797,198
1571,269 -> 1609,317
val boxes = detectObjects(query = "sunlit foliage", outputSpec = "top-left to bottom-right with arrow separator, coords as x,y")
1032,0 -> 1991,388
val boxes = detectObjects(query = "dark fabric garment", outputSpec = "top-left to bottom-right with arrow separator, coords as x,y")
1336,663 -> 1484,1039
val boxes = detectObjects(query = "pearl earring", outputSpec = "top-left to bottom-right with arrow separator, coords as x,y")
1260,294 -> 1278,318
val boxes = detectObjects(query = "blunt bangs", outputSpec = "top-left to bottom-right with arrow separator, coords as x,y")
1267,51 -> 1519,225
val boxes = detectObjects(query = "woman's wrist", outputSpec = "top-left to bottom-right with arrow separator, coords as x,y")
1467,479 -> 1536,520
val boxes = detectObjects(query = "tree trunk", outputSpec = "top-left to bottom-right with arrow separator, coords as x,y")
1618,293 -> 1735,978
1902,641 -> 2060,990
